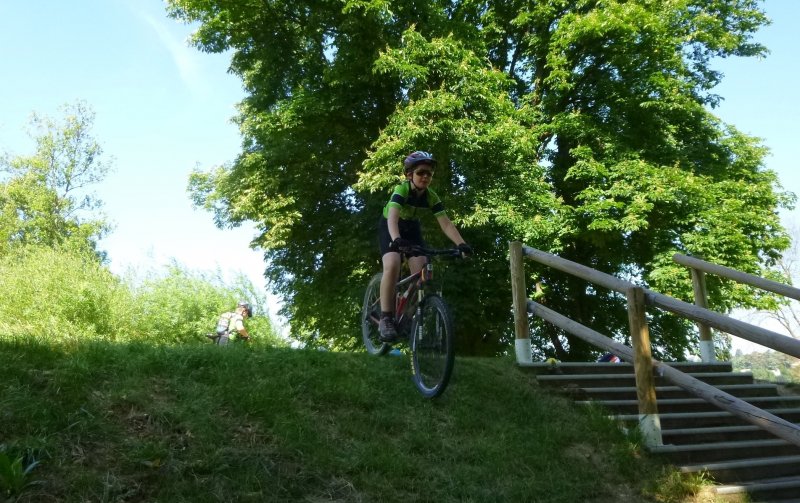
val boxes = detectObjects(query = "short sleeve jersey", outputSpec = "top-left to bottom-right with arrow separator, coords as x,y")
382,181 -> 447,221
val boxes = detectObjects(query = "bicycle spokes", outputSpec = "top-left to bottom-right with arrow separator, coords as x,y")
362,273 -> 390,356
410,295 -> 455,398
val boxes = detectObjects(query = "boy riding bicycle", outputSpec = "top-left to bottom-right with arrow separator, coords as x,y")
377,151 -> 471,342
208,301 -> 252,345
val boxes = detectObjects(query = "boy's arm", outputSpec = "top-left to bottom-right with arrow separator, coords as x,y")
233,318 -> 250,339
436,215 -> 466,246
387,206 -> 401,241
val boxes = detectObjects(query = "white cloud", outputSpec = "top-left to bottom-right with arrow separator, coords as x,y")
128,3 -> 209,98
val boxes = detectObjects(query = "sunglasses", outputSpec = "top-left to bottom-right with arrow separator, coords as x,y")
414,169 -> 434,177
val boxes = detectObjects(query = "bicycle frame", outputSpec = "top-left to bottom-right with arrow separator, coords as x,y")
394,262 -> 434,332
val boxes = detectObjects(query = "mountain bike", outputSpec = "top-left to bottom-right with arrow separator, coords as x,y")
361,246 -> 463,398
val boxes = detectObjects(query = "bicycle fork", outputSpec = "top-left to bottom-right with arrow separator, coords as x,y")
413,263 -> 434,339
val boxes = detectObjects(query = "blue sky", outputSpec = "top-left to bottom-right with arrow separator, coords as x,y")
1,1 -> 798,346
0,1 -> 265,309
712,0 -> 800,223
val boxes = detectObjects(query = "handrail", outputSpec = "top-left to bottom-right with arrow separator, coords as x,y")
526,299 -> 800,448
509,241 -> 800,449
522,245 -> 800,359
646,291 -> 800,358
673,253 -> 800,301
673,252 -> 800,360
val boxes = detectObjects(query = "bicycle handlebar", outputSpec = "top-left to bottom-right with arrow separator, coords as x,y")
403,246 -> 466,258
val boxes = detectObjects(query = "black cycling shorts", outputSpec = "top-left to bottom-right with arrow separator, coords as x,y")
378,216 -> 426,256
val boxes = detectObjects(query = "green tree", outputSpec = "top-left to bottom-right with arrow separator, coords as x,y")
733,350 -> 800,384
0,101 -> 111,256
171,0 -> 792,358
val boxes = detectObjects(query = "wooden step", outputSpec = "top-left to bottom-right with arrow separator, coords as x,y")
521,361 -> 733,375
678,455 -> 800,484
713,475 -> 800,501
662,425 -> 784,445
615,408 -> 800,429
650,439 -> 800,464
577,395 -> 800,414
531,358 -> 800,496
575,383 -> 779,401
537,371 -> 755,388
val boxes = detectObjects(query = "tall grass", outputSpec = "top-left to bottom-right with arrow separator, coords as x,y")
0,245 -> 128,341
0,244 -> 282,346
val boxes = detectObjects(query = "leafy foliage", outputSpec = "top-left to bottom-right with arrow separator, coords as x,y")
0,244 -> 130,341
0,244 -> 283,346
171,0 -> 792,358
0,101 -> 111,258
0,102 -> 282,348
126,262 -> 283,346
733,350 -> 800,384
0,451 -> 41,500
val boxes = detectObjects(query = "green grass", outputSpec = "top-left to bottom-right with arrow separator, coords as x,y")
1,339 -> 701,502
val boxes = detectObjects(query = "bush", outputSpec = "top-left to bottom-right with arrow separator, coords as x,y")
0,245 -> 283,346
126,262 -> 283,345
0,244 -> 131,342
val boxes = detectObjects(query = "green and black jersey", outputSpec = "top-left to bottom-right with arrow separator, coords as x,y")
382,181 -> 447,221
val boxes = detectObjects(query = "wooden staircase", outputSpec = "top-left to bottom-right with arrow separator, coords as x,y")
527,361 -> 800,502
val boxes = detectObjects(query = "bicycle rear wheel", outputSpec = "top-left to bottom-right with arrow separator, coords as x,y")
410,294 -> 455,398
362,272 -> 390,356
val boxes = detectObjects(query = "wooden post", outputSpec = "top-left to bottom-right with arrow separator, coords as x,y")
510,241 -> 532,364
627,286 -> 662,447
690,268 -> 716,362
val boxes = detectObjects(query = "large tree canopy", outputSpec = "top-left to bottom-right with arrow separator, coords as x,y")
171,0 -> 793,359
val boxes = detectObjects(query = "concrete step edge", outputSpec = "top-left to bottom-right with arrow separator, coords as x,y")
714,476 -> 800,495
650,438 -> 793,454
614,408 -> 800,421
678,454 -> 800,473
576,396 -> 800,407
578,384 -> 778,394
536,371 -> 753,380
520,361 -> 733,369
661,425 -> 763,436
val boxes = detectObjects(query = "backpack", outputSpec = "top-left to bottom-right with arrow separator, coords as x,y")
215,312 -> 236,336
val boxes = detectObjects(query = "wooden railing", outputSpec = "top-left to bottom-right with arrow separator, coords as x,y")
674,253 -> 800,361
509,241 -> 800,448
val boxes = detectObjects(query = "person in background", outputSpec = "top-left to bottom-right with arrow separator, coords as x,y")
209,301 -> 251,345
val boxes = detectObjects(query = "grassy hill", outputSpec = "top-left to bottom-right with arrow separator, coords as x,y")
1,339 -> 700,502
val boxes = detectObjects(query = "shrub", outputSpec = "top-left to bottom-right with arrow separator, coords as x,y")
0,245 -> 283,346
0,244 -> 131,342
126,262 -> 282,345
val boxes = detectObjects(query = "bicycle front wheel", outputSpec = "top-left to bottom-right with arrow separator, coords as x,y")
362,272 -> 390,356
410,294 -> 455,398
